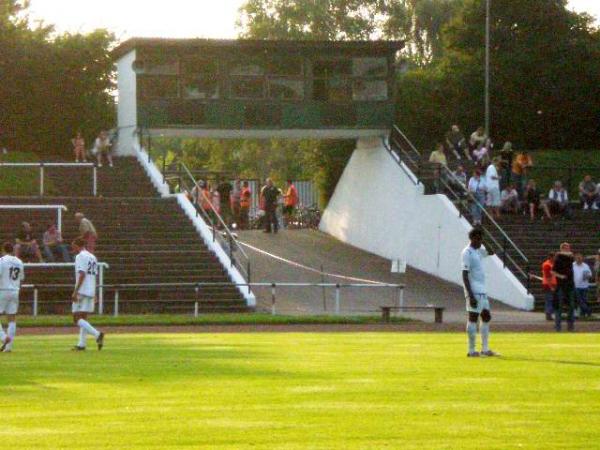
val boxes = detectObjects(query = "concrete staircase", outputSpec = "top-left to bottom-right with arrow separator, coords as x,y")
0,158 -> 248,314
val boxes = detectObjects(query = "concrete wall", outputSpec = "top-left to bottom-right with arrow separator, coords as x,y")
320,138 -> 534,310
116,50 -> 137,156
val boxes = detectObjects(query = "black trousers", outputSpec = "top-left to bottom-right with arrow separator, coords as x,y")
265,207 -> 278,233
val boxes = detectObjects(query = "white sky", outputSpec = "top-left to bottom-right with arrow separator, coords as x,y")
27,0 -> 600,40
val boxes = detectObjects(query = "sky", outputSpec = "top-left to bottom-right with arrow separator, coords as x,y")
26,0 -> 600,40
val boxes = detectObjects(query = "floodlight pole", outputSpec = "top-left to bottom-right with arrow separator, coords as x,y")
485,0 -> 491,137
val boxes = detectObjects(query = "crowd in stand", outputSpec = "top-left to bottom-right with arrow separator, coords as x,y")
188,178 -> 299,234
72,130 -> 116,167
12,213 -> 97,263
430,124 -> 600,223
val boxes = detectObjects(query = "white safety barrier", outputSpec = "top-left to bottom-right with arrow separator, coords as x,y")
1,205 -> 68,233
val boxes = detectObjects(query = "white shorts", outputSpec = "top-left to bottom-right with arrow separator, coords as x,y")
72,295 -> 95,313
0,291 -> 19,315
465,292 -> 490,314
487,187 -> 501,207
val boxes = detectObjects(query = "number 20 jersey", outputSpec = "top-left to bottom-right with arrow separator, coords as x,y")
74,250 -> 98,298
0,255 -> 25,291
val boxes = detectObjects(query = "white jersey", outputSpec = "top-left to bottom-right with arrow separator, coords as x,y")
74,250 -> 98,298
0,255 -> 25,291
461,245 -> 489,294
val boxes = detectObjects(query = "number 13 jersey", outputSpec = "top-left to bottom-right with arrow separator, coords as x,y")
0,255 -> 25,291
75,250 -> 98,298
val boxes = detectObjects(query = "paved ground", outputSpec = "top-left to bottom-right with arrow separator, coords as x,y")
239,229 -> 550,325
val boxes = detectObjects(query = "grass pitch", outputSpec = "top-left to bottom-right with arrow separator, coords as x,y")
1,333 -> 599,450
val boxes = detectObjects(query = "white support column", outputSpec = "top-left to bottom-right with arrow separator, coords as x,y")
39,165 -> 44,196
93,166 -> 98,196
98,266 -> 104,315
57,208 -> 62,234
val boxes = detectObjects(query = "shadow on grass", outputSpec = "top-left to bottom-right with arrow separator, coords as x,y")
501,356 -> 600,368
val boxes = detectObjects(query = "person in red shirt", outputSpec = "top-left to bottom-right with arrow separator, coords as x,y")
283,179 -> 299,227
542,252 -> 557,321
239,182 -> 252,230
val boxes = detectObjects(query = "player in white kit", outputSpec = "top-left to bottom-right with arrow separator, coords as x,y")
0,242 -> 25,352
461,228 -> 498,357
71,237 -> 104,351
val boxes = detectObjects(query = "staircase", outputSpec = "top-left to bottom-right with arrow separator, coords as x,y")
0,157 -> 249,314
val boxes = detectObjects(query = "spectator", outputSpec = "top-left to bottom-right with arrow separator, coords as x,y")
468,170 -> 487,225
261,178 -> 280,234
573,253 -> 593,318
472,142 -> 490,167
445,125 -> 468,160
239,181 -> 251,230
485,158 -> 501,218
75,212 -> 98,253
511,150 -> 533,197
72,131 -> 86,163
578,174 -> 598,210
595,249 -> 600,309
551,242 -> 575,332
94,130 -> 113,168
283,179 -> 299,227
469,126 -> 487,152
217,179 -> 233,224
524,179 -> 551,221
15,222 -> 43,262
42,224 -> 72,262
541,252 -> 557,321
428,143 -> 447,166
547,181 -> 572,219
230,178 -> 242,226
500,183 -> 520,214
452,165 -> 467,191
499,142 -> 514,188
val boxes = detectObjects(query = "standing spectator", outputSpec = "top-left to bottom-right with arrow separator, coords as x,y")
239,181 -> 251,230
469,126 -> 487,153
511,150 -> 533,197
15,222 -> 43,262
72,131 -> 86,163
524,179 -> 551,221
595,249 -> 600,308
551,243 -> 576,332
499,142 -> 514,188
468,170 -> 486,225
452,165 -> 467,190
573,253 -> 592,318
500,183 -> 520,214
42,224 -> 72,262
75,213 -> 98,253
283,180 -> 299,227
578,175 -> 598,210
217,179 -> 233,224
547,181 -> 572,219
230,179 -> 242,226
472,142 -> 490,167
210,183 -> 221,224
445,125 -> 468,160
485,158 -> 501,218
261,178 -> 280,234
94,130 -> 113,168
542,253 -> 557,321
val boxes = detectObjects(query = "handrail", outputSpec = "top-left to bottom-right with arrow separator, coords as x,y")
1,204 -> 69,233
381,138 -> 419,186
393,125 -> 421,158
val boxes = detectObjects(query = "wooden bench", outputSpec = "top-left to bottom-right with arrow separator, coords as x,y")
381,306 -> 445,324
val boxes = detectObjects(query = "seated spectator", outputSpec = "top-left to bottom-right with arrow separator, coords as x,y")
472,142 -> 489,166
547,181 -> 572,219
468,170 -> 487,225
452,165 -> 467,190
469,126 -> 487,152
578,175 -> 598,210
525,179 -> 551,221
428,143 -> 447,166
573,253 -> 593,318
511,151 -> 533,198
15,222 -> 43,262
500,183 -> 520,214
94,130 -> 113,168
445,125 -> 469,160
42,223 -> 72,262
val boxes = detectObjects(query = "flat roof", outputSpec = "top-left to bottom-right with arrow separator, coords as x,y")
113,37 -> 405,60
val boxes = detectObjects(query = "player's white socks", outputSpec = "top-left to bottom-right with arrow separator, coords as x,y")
480,322 -> 490,353
77,319 -> 100,339
6,322 -> 16,350
78,327 -> 87,348
467,322 -> 477,353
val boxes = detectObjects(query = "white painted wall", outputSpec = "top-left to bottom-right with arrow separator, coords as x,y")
116,50 -> 137,156
320,138 -> 534,310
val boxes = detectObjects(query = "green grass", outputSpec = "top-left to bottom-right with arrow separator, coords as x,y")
0,152 -> 56,196
1,333 -> 599,449
16,313 -> 410,327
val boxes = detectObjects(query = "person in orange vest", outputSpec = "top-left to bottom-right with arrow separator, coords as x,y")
239,181 -> 252,230
542,252 -> 557,321
283,179 -> 299,227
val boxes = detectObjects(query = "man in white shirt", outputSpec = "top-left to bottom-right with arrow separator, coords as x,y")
462,228 -> 498,357
0,242 -> 24,352
547,181 -> 572,219
71,237 -> 104,351
485,158 -> 501,218
573,253 -> 592,318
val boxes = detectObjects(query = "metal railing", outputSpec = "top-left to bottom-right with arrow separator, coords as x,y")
0,162 -> 98,196
0,204 -> 68,232
20,281 -> 405,317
